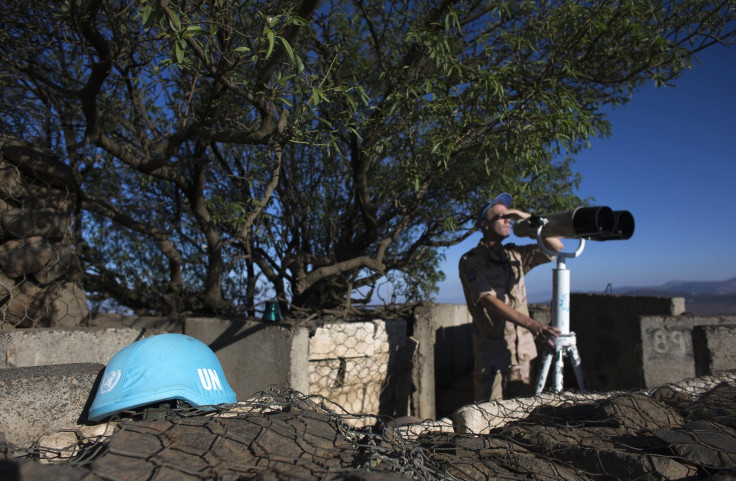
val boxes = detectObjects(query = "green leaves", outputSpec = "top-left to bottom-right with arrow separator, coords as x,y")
5,0 -> 734,314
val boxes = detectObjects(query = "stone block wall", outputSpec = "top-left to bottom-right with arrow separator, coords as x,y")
413,303 -> 474,420
0,318 -> 417,445
0,363 -> 103,448
2,304 -> 736,448
692,324 -> 736,376
185,317 -> 309,401
640,315 -> 736,386
308,319 -> 415,422
0,138 -> 88,328
569,293 -> 685,391
570,293 -> 736,391
0,327 -> 163,368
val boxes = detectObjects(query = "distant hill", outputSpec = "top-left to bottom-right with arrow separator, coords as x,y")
529,278 -> 736,315
613,277 -> 736,315
618,277 -> 736,296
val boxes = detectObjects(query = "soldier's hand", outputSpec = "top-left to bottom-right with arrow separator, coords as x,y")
535,323 -> 560,347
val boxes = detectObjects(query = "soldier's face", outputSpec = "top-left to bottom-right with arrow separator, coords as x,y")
482,203 -> 511,240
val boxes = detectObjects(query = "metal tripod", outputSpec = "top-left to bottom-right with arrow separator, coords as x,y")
534,221 -> 589,394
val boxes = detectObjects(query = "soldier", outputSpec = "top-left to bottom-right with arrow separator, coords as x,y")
459,193 -> 562,401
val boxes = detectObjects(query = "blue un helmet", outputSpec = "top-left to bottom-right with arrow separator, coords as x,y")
88,333 -> 237,421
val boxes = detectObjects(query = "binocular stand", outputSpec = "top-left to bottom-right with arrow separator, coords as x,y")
533,222 -> 589,395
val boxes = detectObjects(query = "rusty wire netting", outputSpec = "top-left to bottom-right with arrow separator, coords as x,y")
0,139 -> 89,329
2,373 -> 736,481
7,387 -> 456,481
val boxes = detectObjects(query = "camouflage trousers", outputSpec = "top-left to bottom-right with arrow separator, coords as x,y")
476,361 -> 534,402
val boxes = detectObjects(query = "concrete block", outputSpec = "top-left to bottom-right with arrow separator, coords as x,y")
436,371 -> 473,418
307,320 -> 405,392
87,313 -> 185,332
359,354 -> 391,382
640,315 -> 736,388
308,356 -> 388,392
0,363 -> 103,448
375,319 -> 408,354
361,380 -> 382,415
343,356 -> 387,386
309,321 -> 378,359
312,384 -> 364,414
452,391 -> 609,435
692,324 -> 736,376
309,319 -> 406,361
307,319 -> 410,419
309,359 -> 341,390
185,317 -> 309,401
312,379 -> 383,419
414,302 -> 474,419
0,327 -> 160,368
570,294 -> 688,391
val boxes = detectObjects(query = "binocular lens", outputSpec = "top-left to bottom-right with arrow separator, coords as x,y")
513,206 -> 634,241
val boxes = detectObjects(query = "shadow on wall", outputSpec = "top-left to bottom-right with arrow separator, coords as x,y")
434,323 -> 474,418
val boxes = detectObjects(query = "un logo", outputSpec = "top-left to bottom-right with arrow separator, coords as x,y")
100,369 -> 122,394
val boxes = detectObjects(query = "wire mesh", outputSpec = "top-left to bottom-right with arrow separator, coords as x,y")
308,319 -> 414,426
0,139 -> 88,329
2,372 -> 735,481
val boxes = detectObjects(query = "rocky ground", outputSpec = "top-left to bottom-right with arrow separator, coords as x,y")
2,372 -> 735,481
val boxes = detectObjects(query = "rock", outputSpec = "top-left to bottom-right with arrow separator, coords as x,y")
0,208 -> 68,240
653,420 -> 736,471
0,139 -> 84,328
0,237 -> 55,278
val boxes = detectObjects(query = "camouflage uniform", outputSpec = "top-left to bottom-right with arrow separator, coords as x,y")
459,241 -> 554,401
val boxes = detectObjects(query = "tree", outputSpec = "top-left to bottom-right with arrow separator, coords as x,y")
1,0 -> 734,316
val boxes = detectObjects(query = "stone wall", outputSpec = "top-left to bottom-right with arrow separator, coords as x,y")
693,324 -> 736,376
308,319 -> 416,421
413,303 -> 474,420
570,293 -> 736,391
3,302 -> 736,447
0,138 -> 88,328
184,317 -> 310,401
0,317 -> 418,443
0,327 -> 163,368
639,314 -> 736,387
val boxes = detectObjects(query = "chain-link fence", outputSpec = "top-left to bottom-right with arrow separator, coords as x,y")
3,372 -> 735,481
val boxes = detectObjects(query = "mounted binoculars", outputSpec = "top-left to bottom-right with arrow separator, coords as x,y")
513,206 -> 634,241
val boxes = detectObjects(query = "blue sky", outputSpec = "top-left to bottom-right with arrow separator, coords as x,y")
435,44 -> 736,304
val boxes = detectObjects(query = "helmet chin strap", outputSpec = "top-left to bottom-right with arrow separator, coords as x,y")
140,400 -> 192,421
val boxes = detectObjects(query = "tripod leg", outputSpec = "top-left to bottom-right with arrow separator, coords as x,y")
552,350 -> 564,393
534,348 -> 554,394
566,345 -> 589,394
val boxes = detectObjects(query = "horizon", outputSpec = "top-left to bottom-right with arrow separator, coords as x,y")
440,274 -> 736,306
525,275 -> 736,305
434,44 -> 736,306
